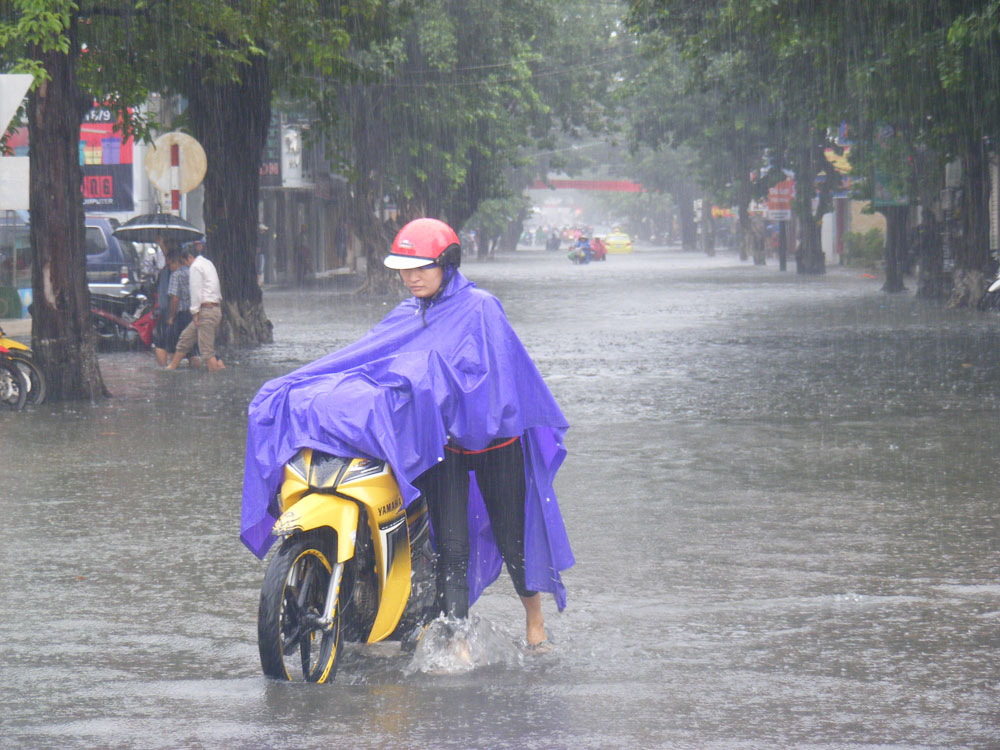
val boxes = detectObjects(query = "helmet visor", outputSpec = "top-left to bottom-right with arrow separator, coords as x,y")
384,253 -> 437,270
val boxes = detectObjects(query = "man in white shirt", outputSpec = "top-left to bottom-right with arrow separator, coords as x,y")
167,246 -> 226,372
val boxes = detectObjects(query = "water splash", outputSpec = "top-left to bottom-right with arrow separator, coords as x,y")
403,614 -> 523,675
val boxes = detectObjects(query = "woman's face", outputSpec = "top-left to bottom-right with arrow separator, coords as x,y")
399,265 -> 444,298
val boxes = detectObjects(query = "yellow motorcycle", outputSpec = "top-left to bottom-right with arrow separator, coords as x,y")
256,448 -> 436,683
0,325 -> 45,405
0,345 -> 27,410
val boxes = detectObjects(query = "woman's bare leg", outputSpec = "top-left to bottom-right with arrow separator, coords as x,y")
520,593 -> 547,646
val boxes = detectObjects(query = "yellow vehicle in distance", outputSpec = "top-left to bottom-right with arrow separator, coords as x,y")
602,227 -> 633,254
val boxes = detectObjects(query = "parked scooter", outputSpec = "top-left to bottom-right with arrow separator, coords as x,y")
256,447 -> 437,682
0,344 -> 28,410
0,325 -> 46,405
90,285 -> 155,350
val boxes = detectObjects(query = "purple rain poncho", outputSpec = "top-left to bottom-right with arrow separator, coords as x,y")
241,271 -> 574,609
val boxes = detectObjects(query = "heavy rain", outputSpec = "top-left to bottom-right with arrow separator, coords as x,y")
1,1 -> 999,749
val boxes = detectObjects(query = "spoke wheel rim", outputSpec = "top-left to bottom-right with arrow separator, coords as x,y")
278,549 -> 338,682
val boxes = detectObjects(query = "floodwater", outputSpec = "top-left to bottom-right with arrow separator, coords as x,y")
1,247 -> 998,749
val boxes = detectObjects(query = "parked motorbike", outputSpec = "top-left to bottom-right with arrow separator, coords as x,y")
0,325 -> 46,405
90,286 -> 155,350
256,447 -> 437,683
0,345 -> 28,410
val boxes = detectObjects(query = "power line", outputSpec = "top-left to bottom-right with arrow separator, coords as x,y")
378,47 -> 640,88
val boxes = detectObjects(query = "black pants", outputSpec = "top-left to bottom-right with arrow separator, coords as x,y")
413,437 -> 535,619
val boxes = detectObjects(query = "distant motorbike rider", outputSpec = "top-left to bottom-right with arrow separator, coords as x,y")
569,234 -> 591,264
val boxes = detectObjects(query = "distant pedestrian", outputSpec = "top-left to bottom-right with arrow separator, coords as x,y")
167,246 -> 225,372
161,251 -> 200,368
334,221 -> 347,267
150,235 -> 177,367
294,225 -> 311,285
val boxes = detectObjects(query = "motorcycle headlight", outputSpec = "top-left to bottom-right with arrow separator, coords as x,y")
309,451 -> 346,488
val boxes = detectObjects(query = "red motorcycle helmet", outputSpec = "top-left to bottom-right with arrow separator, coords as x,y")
384,218 -> 462,270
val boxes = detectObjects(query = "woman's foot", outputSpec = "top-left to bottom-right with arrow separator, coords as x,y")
524,638 -> 553,655
520,593 -> 547,648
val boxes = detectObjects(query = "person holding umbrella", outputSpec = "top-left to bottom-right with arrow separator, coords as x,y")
150,235 -> 176,367
167,244 -> 225,372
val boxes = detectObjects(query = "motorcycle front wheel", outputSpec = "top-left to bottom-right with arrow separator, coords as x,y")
0,357 -> 27,410
8,354 -> 45,405
257,531 -> 342,683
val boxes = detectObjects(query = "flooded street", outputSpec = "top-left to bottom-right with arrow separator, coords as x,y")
1,247 -> 998,749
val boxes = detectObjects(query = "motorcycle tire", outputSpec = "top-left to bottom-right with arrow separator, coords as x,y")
7,354 -> 45,405
0,357 -> 28,410
257,530 -> 343,683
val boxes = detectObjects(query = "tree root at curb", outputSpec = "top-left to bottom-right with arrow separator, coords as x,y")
221,299 -> 273,348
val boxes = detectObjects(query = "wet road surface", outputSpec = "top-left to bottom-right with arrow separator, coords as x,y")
1,247 -> 997,749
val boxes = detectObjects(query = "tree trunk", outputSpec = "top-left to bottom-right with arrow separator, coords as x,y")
880,205 -> 908,293
501,216 -> 522,252
794,216 -> 825,274
337,85 -> 397,294
675,182 -> 697,251
702,197 -> 715,256
749,215 -> 766,265
356,184 -> 395,294
792,145 -> 825,275
915,213 -> 946,301
736,183 -> 751,262
186,54 -> 273,347
947,135 -> 994,307
27,18 -> 108,400
778,220 -> 788,271
476,225 -> 489,260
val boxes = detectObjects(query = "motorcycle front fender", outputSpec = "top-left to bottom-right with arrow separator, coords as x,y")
0,336 -> 29,353
272,492 -> 359,563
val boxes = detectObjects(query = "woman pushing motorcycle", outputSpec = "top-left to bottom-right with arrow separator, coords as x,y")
386,222 -> 551,648
242,218 -> 573,652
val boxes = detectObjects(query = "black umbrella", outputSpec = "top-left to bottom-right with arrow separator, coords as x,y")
112,213 -> 204,244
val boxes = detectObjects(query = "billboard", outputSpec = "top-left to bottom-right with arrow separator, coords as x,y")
767,178 -> 794,220
79,107 -> 134,212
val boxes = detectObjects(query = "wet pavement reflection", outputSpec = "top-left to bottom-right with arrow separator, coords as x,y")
1,247 -> 997,749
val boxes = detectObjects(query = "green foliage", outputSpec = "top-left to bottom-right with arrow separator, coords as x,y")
843,228 -> 885,268
321,0 -> 567,228
466,195 -> 528,239
0,0 -> 77,83
625,0 -> 845,236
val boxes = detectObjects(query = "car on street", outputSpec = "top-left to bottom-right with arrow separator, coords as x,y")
1,214 -> 143,300
84,217 -> 143,297
602,227 -> 633,254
